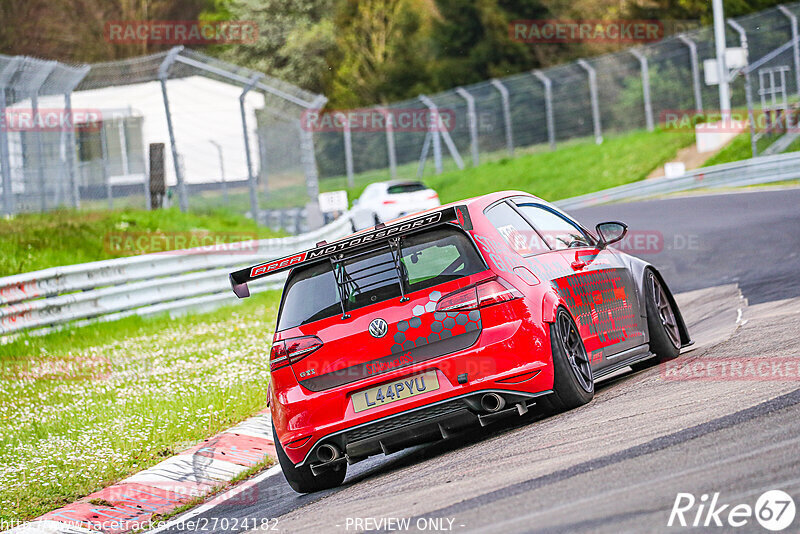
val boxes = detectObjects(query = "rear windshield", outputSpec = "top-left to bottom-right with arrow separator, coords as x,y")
387,182 -> 427,194
277,226 -> 485,330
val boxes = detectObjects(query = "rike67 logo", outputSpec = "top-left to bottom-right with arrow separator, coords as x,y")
669,490 -> 796,531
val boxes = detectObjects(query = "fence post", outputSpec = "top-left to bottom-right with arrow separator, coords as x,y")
158,46 -> 187,212
240,73 -> 264,222
577,60 -> 603,144
0,58 -> 20,216
417,131 -> 432,177
418,95 -> 443,174
209,140 -> 227,205
728,19 -> 756,158
30,61 -> 57,212
678,35 -> 704,111
256,131 -> 269,193
57,64 -> 89,210
339,111 -> 354,187
490,79 -> 514,156
382,107 -> 397,178
532,70 -> 556,150
419,95 -> 463,173
300,95 -> 327,229
778,5 -> 800,97
100,122 -> 113,209
455,87 -> 480,166
630,49 -> 654,131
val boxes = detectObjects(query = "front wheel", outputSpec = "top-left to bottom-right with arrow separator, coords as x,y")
273,427 -> 346,493
632,271 -> 681,371
546,308 -> 594,412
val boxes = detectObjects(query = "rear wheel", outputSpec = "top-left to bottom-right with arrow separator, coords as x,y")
632,271 -> 681,371
546,308 -> 594,412
273,427 -> 346,493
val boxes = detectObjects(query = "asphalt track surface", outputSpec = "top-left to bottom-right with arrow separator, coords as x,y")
156,187 -> 800,534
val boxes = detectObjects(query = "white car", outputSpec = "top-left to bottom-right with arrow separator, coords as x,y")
351,180 -> 440,230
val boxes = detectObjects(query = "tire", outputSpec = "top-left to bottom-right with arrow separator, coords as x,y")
546,308 -> 594,412
273,426 -> 346,493
632,270 -> 681,371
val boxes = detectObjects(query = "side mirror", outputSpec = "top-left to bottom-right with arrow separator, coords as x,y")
595,221 -> 627,249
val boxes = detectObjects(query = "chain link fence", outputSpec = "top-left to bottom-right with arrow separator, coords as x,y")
1,47 -> 326,231
315,2 -> 800,186
1,3 -> 799,228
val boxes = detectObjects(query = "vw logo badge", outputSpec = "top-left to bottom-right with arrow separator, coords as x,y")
368,318 -> 388,338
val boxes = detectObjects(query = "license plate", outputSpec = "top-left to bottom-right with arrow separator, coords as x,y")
352,370 -> 440,413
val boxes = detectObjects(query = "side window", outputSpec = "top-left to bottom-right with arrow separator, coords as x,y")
514,202 -> 593,250
485,202 -> 549,255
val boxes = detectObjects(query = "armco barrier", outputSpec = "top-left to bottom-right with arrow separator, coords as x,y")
555,150 -> 800,210
0,213 -> 353,336
2,151 -> 798,336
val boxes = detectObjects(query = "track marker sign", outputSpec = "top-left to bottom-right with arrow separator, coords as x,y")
318,191 -> 349,213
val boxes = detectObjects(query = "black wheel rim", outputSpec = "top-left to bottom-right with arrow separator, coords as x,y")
649,272 -> 681,349
557,311 -> 593,392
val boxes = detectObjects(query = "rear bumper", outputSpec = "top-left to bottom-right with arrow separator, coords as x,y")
298,388 -> 551,468
271,312 -> 554,465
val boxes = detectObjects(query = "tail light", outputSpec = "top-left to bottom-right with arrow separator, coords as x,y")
435,278 -> 522,312
382,199 -> 397,205
270,335 -> 322,371
427,192 -> 439,200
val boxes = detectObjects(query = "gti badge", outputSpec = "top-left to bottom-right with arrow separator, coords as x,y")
368,318 -> 388,338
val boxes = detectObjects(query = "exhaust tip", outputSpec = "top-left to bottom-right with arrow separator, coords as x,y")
480,393 -> 506,413
316,443 -> 341,464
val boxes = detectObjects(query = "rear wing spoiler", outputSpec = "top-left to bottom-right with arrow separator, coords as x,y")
229,204 -> 472,298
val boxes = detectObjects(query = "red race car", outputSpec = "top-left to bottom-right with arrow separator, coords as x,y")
229,191 -> 691,493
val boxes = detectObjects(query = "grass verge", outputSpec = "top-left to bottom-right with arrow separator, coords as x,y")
424,129 -> 695,204
0,208 -> 283,277
0,290 -> 280,522
189,129 -> 695,210
702,132 -> 800,167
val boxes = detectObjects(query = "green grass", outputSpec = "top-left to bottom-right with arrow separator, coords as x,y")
0,290 -> 280,522
0,208 -> 284,277
423,129 -> 695,204
702,131 -> 800,168
308,129 -> 694,207
182,129 -> 695,211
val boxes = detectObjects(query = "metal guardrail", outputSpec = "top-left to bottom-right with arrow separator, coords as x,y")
555,151 -> 800,210
2,151 -> 798,337
0,213 -> 352,336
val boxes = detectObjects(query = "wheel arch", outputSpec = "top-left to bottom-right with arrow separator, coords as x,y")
622,255 -> 692,347
541,288 -> 567,323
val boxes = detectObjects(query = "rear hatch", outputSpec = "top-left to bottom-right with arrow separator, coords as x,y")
274,225 -> 488,391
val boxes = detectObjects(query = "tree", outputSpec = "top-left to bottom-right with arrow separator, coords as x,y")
0,0 -> 215,63
327,0 -> 435,107
429,0 -> 560,89
221,0 -> 337,95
